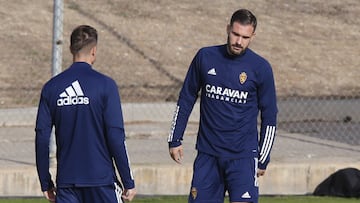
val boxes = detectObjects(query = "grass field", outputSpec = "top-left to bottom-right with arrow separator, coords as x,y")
0,196 -> 359,203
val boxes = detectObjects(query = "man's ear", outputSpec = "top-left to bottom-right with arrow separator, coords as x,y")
226,24 -> 231,35
250,32 -> 256,42
91,46 -> 97,56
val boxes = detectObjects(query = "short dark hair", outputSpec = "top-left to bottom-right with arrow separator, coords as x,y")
70,25 -> 98,55
230,9 -> 257,32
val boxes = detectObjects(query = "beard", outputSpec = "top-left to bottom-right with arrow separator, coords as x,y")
227,36 -> 246,56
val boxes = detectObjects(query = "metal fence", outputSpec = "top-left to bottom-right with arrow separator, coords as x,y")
0,0 -> 359,149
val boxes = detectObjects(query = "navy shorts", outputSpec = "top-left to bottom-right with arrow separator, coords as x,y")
56,182 -> 123,203
188,152 -> 259,203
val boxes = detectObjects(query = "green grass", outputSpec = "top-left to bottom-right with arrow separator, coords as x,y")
260,196 -> 359,203
0,196 -> 358,203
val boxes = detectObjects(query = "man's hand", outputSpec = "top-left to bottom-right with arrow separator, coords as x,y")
122,188 -> 136,201
257,169 -> 266,177
43,188 -> 56,203
169,145 -> 184,164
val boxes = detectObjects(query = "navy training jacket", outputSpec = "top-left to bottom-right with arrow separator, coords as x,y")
35,62 -> 134,191
168,45 -> 278,169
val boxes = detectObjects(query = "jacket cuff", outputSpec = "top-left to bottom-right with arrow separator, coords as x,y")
258,162 -> 268,170
41,180 -> 55,192
123,180 -> 135,190
168,141 -> 182,148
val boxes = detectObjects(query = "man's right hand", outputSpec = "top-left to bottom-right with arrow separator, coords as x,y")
43,188 -> 56,203
169,145 -> 184,164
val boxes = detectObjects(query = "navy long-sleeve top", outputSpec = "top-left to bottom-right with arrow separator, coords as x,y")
35,62 -> 134,191
168,45 -> 278,169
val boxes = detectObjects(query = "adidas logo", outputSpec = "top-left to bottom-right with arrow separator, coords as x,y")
57,80 -> 89,106
207,68 -> 216,76
241,191 -> 251,199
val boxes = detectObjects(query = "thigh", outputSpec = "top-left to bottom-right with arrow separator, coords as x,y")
188,152 -> 225,203
225,157 -> 259,203
83,183 -> 123,203
56,187 -> 81,203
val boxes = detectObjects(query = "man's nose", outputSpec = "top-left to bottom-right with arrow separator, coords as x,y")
236,36 -> 243,44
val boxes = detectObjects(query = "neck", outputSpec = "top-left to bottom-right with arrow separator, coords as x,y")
73,55 -> 93,65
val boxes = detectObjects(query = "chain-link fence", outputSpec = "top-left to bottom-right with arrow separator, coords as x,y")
0,0 -> 359,149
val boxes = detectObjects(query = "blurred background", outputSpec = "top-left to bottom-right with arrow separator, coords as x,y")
0,0 -> 359,196
1,0 -> 358,146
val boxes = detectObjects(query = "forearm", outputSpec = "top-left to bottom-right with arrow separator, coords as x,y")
258,116 -> 277,169
107,127 -> 135,189
35,129 -> 54,191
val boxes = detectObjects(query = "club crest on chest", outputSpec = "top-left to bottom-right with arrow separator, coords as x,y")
239,72 -> 247,84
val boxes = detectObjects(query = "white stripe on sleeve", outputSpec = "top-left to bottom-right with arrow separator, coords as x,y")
124,140 -> 134,180
259,126 -> 275,164
168,105 -> 180,142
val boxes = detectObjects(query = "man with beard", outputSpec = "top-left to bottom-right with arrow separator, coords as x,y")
168,9 -> 278,203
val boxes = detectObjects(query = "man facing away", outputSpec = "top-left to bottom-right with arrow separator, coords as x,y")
168,9 -> 278,203
35,25 -> 136,203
